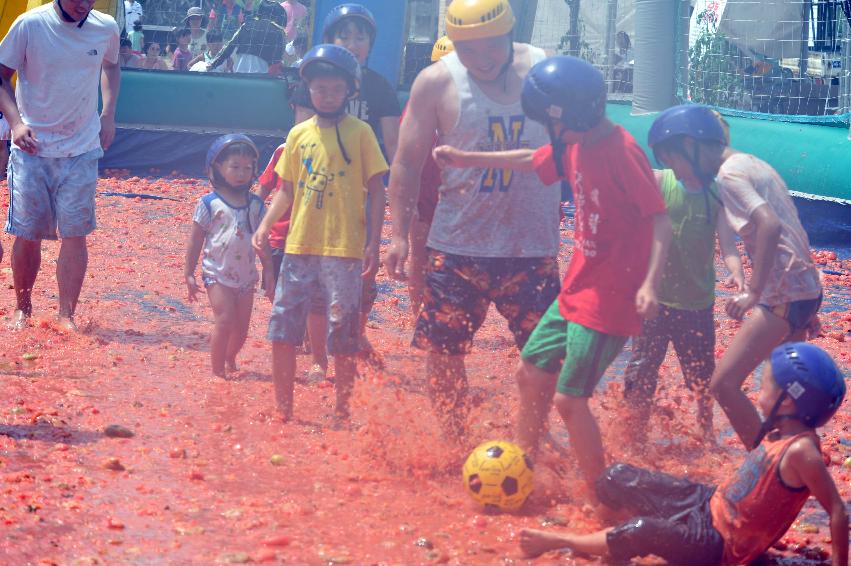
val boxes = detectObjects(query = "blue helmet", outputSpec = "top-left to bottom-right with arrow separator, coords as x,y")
321,3 -> 377,44
205,134 -> 259,180
299,44 -> 362,95
647,104 -> 728,149
769,342 -> 845,429
521,56 -> 607,132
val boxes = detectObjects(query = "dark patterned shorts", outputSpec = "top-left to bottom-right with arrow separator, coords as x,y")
412,249 -> 561,355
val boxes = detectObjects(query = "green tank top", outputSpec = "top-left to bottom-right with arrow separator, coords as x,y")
657,169 -> 721,310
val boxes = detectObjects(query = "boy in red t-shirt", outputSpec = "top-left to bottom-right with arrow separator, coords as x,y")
434,56 -> 672,489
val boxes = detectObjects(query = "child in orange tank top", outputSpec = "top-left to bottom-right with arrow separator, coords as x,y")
515,342 -> 847,566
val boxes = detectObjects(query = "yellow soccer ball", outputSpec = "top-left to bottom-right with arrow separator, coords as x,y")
462,440 -> 534,512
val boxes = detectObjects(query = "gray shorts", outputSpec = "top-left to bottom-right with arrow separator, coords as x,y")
5,147 -> 103,240
267,254 -> 363,356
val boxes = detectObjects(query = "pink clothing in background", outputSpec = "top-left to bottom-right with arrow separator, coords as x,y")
281,1 -> 307,40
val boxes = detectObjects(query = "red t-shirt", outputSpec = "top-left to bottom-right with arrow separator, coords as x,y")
532,126 -> 666,336
258,144 -> 290,250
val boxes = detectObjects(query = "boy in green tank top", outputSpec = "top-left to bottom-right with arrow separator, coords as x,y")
624,161 -> 744,440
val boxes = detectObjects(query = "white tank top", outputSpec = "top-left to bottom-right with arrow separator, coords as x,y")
427,45 -> 560,258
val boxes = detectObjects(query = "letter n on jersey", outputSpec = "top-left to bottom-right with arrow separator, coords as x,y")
480,115 -> 526,193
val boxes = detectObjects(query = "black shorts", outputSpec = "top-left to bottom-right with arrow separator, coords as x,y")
597,464 -> 723,566
623,305 -> 715,402
412,249 -> 561,355
759,293 -> 822,337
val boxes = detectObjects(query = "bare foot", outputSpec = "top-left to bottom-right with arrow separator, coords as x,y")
56,316 -> 79,333
519,528 -> 569,558
225,360 -> 239,373
11,310 -> 30,330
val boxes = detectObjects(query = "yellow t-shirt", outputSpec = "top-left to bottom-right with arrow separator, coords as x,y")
275,115 -> 389,259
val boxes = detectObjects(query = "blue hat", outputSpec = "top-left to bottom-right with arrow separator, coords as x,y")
648,104 -> 727,149
769,342 -> 845,429
299,43 -> 361,94
521,55 -> 607,132
206,134 -> 259,180
321,3 -> 377,43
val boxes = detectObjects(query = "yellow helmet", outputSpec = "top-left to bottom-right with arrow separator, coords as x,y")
445,0 -> 515,42
431,35 -> 455,62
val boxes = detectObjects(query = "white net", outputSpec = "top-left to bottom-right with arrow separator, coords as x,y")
119,0 -> 311,73
677,0 -> 851,123
524,0 -> 637,100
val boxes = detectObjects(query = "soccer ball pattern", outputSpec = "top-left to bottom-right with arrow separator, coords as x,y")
462,440 -> 534,511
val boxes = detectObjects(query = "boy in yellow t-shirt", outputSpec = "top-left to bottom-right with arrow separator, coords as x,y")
253,44 -> 388,423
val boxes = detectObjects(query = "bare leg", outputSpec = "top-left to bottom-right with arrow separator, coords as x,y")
426,352 -> 468,439
696,390 -> 714,440
710,307 -> 789,449
333,354 -> 357,420
515,360 -> 557,457
225,290 -> 254,371
271,341 -> 296,420
408,219 -> 430,316
307,312 -> 328,372
207,284 -> 237,378
0,142 -> 8,180
11,237 -> 41,328
519,527 -> 612,559
554,393 -> 606,489
56,236 -> 88,331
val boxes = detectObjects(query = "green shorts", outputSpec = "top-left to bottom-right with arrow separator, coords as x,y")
521,301 -> 628,397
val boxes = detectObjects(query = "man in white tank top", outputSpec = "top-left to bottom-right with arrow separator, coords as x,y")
386,0 -> 562,439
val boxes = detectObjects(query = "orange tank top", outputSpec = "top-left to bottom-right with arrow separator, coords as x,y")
710,431 -> 816,565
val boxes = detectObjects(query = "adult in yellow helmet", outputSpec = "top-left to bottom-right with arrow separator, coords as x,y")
386,0 -> 561,440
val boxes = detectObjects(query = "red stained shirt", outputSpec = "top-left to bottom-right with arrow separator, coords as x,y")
532,126 -> 666,336
258,144 -> 290,250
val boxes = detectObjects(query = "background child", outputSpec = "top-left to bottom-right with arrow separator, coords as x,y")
433,56 -> 672,490
119,39 -> 141,68
172,28 -> 193,72
184,134 -> 272,378
624,110 -> 746,441
252,45 -> 388,423
190,32 -> 232,73
518,342 -> 847,566
649,105 -> 824,450
141,42 -> 169,71
256,144 -> 289,293
128,20 -> 144,53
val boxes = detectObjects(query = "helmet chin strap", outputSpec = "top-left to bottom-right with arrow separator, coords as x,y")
214,178 -> 253,193
547,122 -> 567,179
674,143 -> 723,223
751,390 -> 802,450
313,92 -> 354,165
56,0 -> 88,28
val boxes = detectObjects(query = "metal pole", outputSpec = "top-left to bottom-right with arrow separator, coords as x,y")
604,0 -> 618,85
800,0 -> 811,77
